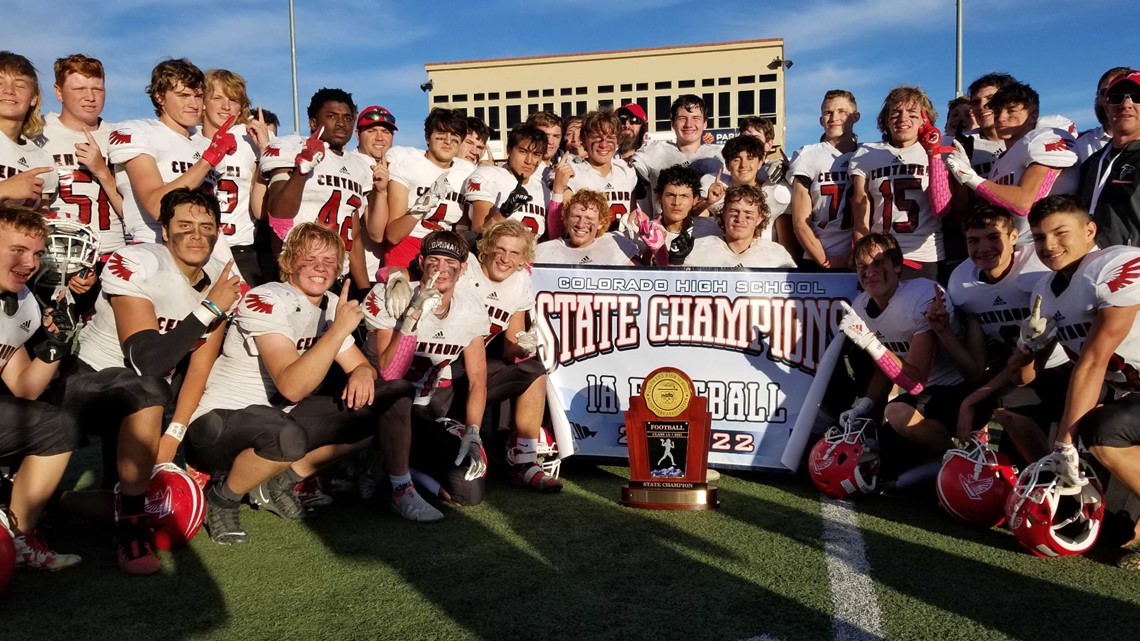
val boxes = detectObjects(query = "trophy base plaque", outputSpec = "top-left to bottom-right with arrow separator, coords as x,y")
620,483 -> 719,511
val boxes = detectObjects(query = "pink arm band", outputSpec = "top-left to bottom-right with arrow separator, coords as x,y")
380,333 -> 417,381
873,352 -> 925,395
975,168 -> 1058,216
267,213 -> 295,240
546,200 -> 564,240
928,156 -> 952,218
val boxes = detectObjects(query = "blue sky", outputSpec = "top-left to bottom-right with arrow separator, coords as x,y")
7,0 -> 1137,152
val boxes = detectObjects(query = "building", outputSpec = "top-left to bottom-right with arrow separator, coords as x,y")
424,39 -> 787,156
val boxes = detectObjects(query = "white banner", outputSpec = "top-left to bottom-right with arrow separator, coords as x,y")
532,265 -> 859,471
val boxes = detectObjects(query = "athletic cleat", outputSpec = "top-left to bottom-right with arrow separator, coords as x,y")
391,483 -> 443,523
204,495 -> 249,545
184,464 -> 212,491
115,514 -> 161,576
510,464 -> 563,493
295,477 -> 334,508
250,481 -> 313,521
15,531 -> 81,571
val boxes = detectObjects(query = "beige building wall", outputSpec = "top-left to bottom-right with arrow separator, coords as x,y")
424,39 -> 786,156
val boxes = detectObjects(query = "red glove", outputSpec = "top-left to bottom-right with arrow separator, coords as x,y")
295,127 -> 326,174
918,116 -> 953,156
202,115 -> 237,167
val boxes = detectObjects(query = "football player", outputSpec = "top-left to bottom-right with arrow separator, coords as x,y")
944,96 -> 976,137
526,110 -> 563,166
632,94 -> 724,215
185,223 -> 396,542
107,59 -> 238,245
1075,67 -> 1131,163
553,110 -> 637,232
790,90 -> 860,270
363,231 -> 491,511
198,69 -> 270,285
37,54 -> 125,258
0,204 -> 81,570
849,86 -> 948,280
463,124 -> 550,237
261,88 -> 375,271
63,188 -> 239,574
1017,195 -> 1140,567
1079,70 -> 1140,249
684,184 -> 795,268
836,233 -> 971,471
0,52 -> 58,212
351,105 -> 398,289
384,108 -> 475,269
949,205 -> 1070,463
561,115 -> 585,162
458,116 -> 491,165
654,165 -> 721,266
535,190 -> 639,265
944,82 -> 1079,245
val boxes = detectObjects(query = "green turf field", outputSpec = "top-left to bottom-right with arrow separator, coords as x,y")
4,457 -> 1140,641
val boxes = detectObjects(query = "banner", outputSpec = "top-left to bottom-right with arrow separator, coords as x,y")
532,265 -> 859,471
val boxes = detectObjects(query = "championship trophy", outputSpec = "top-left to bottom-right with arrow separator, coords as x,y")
620,367 -> 718,510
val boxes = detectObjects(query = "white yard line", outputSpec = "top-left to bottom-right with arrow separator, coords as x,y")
821,497 -> 884,641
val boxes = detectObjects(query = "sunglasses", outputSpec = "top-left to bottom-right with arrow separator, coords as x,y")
359,109 -> 395,126
619,115 -> 644,125
1107,91 -> 1139,106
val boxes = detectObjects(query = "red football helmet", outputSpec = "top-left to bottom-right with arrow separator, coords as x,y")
506,427 -> 561,478
0,512 -> 15,594
937,433 -> 1018,528
1005,459 -> 1105,558
808,418 -> 880,500
145,464 -> 206,550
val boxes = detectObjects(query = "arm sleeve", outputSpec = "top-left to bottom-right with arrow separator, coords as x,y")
928,155 -> 952,218
122,307 -> 212,376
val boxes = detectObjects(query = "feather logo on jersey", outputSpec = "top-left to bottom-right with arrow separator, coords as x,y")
109,130 -> 132,145
364,291 -> 381,317
1043,139 -> 1073,154
107,253 -> 135,281
1106,257 -> 1140,293
245,293 -> 273,314
467,179 -> 481,193
263,146 -> 281,157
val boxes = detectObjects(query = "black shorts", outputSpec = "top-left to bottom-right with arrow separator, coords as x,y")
184,405 -> 309,474
426,356 -> 545,420
288,378 -> 416,449
890,381 -> 976,431
977,363 -> 1072,432
410,419 -> 485,506
1082,393 -> 1140,448
0,395 -> 82,460
61,362 -> 172,433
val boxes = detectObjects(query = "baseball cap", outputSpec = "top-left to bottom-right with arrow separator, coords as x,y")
618,103 -> 647,123
1107,71 -> 1140,94
420,231 -> 468,262
357,105 -> 398,131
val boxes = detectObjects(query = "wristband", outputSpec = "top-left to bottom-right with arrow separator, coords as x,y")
268,172 -> 292,187
165,422 -> 188,443
193,304 -> 220,325
201,299 -> 225,318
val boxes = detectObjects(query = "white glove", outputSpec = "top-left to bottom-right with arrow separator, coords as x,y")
442,419 -> 488,481
838,301 -> 887,360
409,192 -> 442,220
840,397 -> 874,429
617,208 -> 647,241
1017,295 -> 1057,356
514,329 -> 538,356
402,274 -> 441,334
944,140 -> 985,190
385,270 -> 413,319
1047,442 -> 1087,493
151,461 -> 184,477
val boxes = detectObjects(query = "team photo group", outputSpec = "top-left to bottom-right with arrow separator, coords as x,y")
0,46 -> 1139,580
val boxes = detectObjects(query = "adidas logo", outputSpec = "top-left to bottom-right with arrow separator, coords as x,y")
16,156 -> 27,167
193,152 -> 202,160
992,296 -> 1006,306
19,319 -> 32,332
578,255 -> 593,264
432,331 -> 445,339
1053,311 -> 1064,321
604,183 -> 613,190
487,291 -> 499,301
339,166 -> 351,176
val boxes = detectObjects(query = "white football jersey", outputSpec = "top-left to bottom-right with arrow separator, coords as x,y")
193,281 -> 354,418
698,174 -> 790,244
850,278 -> 964,387
351,149 -> 386,281
0,287 -> 41,372
107,119 -> 210,244
196,123 -> 260,248
260,134 -> 373,251
77,243 -> 228,376
460,254 -> 535,339
36,113 -> 125,254
388,154 -> 475,239
534,234 -> 639,266
947,247 -> 1068,369
960,131 -> 1005,178
632,140 -> 725,213
988,126 -> 1079,244
362,280 -> 490,405
849,141 -> 942,262
461,165 -> 549,238
1032,246 -> 1140,393
684,235 -> 796,269
788,142 -> 855,257
0,131 -> 59,210
565,158 -> 638,222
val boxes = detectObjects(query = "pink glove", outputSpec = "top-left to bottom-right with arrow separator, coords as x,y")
639,216 -> 666,251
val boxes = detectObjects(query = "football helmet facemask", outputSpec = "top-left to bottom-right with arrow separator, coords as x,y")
35,218 -> 99,288
808,417 -> 880,500
937,432 -> 1018,528
1005,458 -> 1104,557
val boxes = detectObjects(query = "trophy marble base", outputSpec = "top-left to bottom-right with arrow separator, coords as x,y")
620,483 -> 719,511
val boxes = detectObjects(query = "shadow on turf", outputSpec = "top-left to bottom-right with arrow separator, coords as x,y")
296,461 -> 835,641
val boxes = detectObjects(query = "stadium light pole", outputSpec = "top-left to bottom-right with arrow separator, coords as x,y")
289,0 -> 300,133
955,0 -> 963,96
